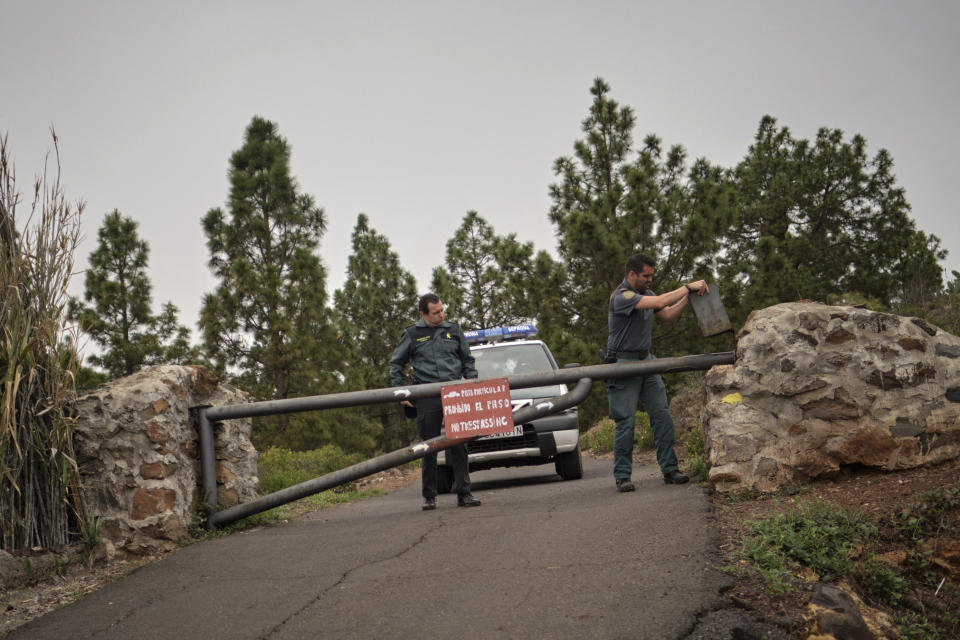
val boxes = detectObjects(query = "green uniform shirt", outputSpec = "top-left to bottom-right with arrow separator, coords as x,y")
389,319 -> 478,387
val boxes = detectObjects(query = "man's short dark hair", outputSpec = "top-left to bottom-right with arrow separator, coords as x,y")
418,293 -> 441,314
625,253 -> 655,277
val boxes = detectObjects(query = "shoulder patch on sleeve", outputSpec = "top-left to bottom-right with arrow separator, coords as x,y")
622,290 -> 635,300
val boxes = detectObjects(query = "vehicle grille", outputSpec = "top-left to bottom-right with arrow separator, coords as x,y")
467,426 -> 537,453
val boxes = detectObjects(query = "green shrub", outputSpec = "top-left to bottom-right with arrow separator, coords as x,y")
681,425 -> 708,483
633,412 -> 653,449
897,613 -> 952,640
257,445 -> 365,494
893,487 -> 960,542
580,418 -> 615,454
739,501 -> 877,590
579,414 -> 653,454
858,557 -> 905,606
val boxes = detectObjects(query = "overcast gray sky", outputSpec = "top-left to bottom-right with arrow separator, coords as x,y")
3,1 -> 958,351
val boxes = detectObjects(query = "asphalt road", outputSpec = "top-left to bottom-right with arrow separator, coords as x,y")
9,456 -> 731,640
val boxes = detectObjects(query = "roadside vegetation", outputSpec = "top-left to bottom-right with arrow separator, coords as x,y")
0,132 -> 86,551
202,447 -> 418,532
718,475 -> 960,639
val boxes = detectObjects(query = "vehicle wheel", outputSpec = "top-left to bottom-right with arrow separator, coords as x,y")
555,445 -> 583,480
437,465 -> 454,494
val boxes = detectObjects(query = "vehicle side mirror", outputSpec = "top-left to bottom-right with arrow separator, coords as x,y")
563,363 -> 581,368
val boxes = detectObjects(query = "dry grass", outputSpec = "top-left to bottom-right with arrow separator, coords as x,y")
0,129 -> 86,551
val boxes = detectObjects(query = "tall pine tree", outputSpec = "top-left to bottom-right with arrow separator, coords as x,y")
200,116 -> 340,447
333,213 -> 418,451
549,78 -> 731,362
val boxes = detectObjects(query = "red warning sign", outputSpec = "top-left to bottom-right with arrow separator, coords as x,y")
441,378 -> 514,439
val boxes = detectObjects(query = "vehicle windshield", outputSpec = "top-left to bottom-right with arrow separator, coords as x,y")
471,343 -> 564,399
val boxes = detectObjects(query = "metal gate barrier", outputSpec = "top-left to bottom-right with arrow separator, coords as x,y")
195,352 -> 734,529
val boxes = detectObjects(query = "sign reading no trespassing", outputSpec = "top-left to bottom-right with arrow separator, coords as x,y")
441,378 -> 514,439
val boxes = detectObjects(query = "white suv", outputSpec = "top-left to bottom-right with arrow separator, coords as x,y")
436,324 -> 583,492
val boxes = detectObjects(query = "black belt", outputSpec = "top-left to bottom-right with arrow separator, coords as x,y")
613,350 -> 648,359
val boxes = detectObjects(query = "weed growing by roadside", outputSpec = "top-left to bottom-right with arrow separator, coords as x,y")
228,487 -> 385,529
725,487 -> 766,504
857,557 -> 905,606
579,414 -> 653,455
904,549 -> 940,587
579,418 -> 615,454
738,501 -> 877,592
633,412 -> 653,449
897,613 -> 951,640
681,425 -> 708,483
81,515 -> 102,564
893,487 -> 960,542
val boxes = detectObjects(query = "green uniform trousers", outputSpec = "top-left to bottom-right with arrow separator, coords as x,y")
608,354 -> 679,480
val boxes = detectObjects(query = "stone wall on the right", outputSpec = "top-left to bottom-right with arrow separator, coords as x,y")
701,302 -> 960,492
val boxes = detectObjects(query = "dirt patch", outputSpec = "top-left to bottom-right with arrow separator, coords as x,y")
0,466 -> 419,637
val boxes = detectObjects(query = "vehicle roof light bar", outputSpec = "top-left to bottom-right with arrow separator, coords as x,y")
465,323 -> 537,344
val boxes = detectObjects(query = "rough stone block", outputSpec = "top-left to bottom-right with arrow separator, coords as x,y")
702,302 -> 960,491
74,365 -> 258,556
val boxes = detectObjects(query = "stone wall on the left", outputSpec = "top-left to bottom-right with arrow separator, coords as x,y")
73,365 -> 258,557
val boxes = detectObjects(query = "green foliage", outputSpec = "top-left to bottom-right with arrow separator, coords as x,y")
232,486 -> 383,529
71,210 -> 196,377
430,211 -> 539,328
893,487 -> 960,542
1,131 -> 86,551
633,411 -> 653,449
578,414 -> 652,454
234,445 -> 383,528
739,501 -> 877,591
720,116 -> 944,323
579,418 -> 615,454
904,549 -> 941,587
895,275 -> 960,337
82,515 -> 103,563
333,214 -> 418,452
681,426 -> 708,484
897,613 -> 953,640
857,557 -> 905,606
546,78 -> 730,422
200,116 -> 343,450
257,446 -> 365,494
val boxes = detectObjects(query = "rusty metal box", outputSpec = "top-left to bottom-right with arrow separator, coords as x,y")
688,283 -> 733,337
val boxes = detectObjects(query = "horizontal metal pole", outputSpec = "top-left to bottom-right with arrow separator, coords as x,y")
203,352 -> 734,422
208,378 -> 594,528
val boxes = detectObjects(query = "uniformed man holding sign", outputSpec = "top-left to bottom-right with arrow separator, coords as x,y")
390,293 -> 482,510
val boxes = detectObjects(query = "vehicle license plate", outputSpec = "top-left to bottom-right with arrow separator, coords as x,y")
479,423 -> 524,439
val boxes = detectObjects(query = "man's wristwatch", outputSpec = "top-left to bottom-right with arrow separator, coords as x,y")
685,284 -> 694,294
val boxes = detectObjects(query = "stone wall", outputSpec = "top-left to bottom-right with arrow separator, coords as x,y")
74,365 -> 258,557
701,302 -> 960,491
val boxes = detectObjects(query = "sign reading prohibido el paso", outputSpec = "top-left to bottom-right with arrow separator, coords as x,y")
441,378 -> 514,439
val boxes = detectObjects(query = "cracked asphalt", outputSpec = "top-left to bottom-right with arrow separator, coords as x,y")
8,456 -> 731,639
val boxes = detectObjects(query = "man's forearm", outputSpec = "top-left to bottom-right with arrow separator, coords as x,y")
658,295 -> 689,323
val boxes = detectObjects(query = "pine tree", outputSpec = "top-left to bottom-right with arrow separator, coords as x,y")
430,211 -> 536,329
200,116 -> 340,447
721,116 -> 944,318
72,210 -> 192,377
333,213 -> 418,451
549,78 -> 730,361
